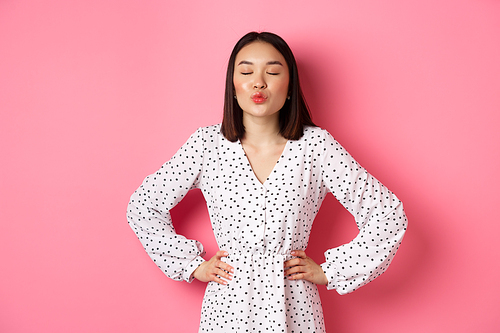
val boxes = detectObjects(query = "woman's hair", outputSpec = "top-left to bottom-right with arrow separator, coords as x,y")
221,31 -> 316,142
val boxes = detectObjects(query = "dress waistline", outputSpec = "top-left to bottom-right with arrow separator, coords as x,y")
222,250 -> 296,263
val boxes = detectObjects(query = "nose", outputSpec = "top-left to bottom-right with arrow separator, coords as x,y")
253,73 -> 267,89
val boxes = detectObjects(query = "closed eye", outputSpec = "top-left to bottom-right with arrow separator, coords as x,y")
267,72 -> 279,75
241,72 -> 252,75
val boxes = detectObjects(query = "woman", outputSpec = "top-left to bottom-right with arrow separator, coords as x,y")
127,32 -> 407,332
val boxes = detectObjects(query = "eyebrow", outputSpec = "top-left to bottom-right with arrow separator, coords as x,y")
237,60 -> 284,66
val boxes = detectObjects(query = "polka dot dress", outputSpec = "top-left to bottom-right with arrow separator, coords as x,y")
127,124 -> 407,332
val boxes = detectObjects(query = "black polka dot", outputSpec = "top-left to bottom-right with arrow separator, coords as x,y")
127,124 -> 407,332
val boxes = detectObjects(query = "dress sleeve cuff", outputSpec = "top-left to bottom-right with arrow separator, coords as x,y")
183,256 -> 206,283
320,262 -> 339,290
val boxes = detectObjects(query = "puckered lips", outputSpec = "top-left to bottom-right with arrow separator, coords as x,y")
251,91 -> 267,104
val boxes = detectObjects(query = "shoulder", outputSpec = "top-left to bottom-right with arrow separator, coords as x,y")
191,123 -> 226,149
189,123 -> 223,141
300,126 -> 349,158
301,125 -> 336,143
197,123 -> 221,135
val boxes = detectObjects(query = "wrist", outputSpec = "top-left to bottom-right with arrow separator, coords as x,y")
184,256 -> 206,282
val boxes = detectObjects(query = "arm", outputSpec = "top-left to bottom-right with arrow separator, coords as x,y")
126,128 -> 207,282
319,131 -> 407,295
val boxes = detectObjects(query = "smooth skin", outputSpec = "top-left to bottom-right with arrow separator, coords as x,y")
284,250 -> 328,285
234,41 -> 289,184
192,250 -> 233,285
192,41 -> 327,286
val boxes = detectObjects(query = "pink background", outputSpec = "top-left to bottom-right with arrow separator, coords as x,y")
1,0 -> 499,332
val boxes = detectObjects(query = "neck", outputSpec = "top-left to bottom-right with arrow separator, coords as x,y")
241,113 -> 285,146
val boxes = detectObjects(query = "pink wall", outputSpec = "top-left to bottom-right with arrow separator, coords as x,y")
1,0 -> 499,332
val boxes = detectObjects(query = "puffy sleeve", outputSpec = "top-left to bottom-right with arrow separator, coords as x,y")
127,128 -> 206,283
318,131 -> 407,295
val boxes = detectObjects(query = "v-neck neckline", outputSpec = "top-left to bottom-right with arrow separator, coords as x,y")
238,139 -> 289,186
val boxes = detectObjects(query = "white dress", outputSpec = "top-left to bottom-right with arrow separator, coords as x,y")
127,124 -> 407,332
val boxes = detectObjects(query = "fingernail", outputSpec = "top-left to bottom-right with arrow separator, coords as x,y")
230,268 -> 234,273
291,251 -> 296,255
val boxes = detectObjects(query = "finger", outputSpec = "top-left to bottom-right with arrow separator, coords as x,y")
217,261 -> 234,274
283,258 -> 297,268
284,262 -> 300,273
291,250 -> 307,258
214,265 -> 233,279
211,264 -> 232,284
287,272 -> 305,280
211,260 -> 233,279
212,258 -> 234,273
215,250 -> 229,258
284,258 -> 303,268
214,251 -> 234,274
284,266 -> 304,276
213,275 -> 229,285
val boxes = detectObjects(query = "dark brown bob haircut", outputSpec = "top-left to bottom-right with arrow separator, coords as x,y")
220,31 -> 316,142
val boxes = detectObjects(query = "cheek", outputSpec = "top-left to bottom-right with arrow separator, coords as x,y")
276,73 -> 290,89
276,78 -> 290,96
232,78 -> 245,94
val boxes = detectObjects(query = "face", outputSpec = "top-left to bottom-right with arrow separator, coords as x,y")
233,41 -> 290,122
